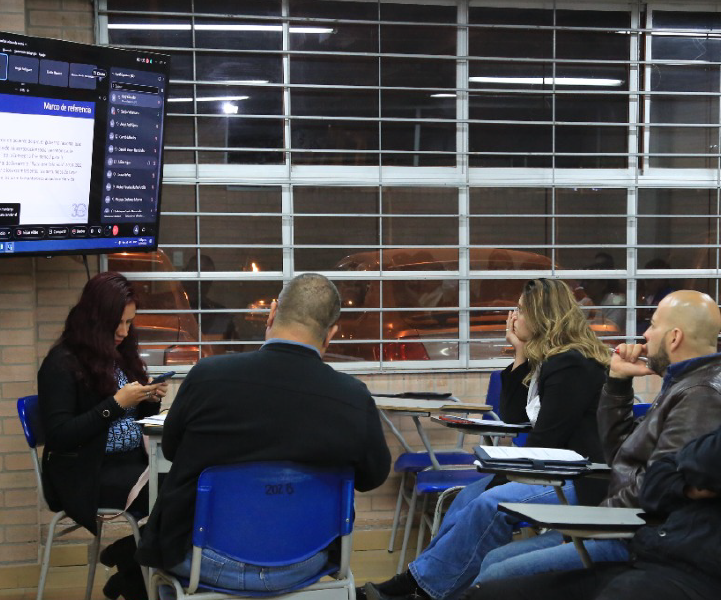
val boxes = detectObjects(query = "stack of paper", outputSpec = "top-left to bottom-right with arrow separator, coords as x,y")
136,414 -> 167,426
474,445 -> 589,471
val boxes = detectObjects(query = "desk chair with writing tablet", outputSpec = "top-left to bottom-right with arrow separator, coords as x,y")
389,377 -> 504,574
497,503 -> 647,568
381,392 -> 479,566
17,395 -> 145,600
151,462 -> 355,600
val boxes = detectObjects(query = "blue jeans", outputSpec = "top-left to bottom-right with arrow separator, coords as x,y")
475,530 -> 630,584
167,547 -> 329,592
409,479 -> 578,600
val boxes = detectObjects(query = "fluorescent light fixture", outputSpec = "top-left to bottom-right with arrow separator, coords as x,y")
169,95 -> 250,103
108,23 -> 334,33
651,30 -> 721,38
469,76 -> 623,87
431,93 -> 457,98
222,102 -> 239,114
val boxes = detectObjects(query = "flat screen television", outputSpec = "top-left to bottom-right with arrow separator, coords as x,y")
0,31 -> 170,258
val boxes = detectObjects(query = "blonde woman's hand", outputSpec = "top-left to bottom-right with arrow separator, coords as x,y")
506,310 -> 526,367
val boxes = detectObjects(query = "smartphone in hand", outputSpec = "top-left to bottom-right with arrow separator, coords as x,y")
151,370 -> 176,384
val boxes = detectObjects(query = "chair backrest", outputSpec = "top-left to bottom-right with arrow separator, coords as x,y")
17,395 -> 43,448
192,462 -> 354,567
16,395 -> 46,501
485,370 -> 502,417
632,403 -> 651,418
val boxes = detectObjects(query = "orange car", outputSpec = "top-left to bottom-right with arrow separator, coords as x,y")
328,248 -> 620,361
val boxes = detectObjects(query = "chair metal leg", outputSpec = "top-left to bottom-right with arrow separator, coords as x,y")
85,517 -> 104,600
430,487 -> 462,538
388,472 -> 407,552
37,511 -> 65,600
414,495 -> 429,560
397,487 -> 418,574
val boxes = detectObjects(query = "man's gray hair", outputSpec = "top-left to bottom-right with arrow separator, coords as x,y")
275,273 -> 341,341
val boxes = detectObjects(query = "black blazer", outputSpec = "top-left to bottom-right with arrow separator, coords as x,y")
136,341 -> 392,570
499,350 -> 608,505
37,344 -> 158,534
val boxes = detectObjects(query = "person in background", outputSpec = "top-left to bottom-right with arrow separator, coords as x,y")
363,279 -> 610,600
463,424 -> 721,600
579,263 -> 626,333
183,253 -> 238,342
474,290 -> 721,584
136,273 -> 391,593
637,258 -> 676,332
38,272 -> 168,600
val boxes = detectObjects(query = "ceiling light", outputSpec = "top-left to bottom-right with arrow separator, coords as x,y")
222,102 -> 239,114
469,76 -> 623,87
169,95 -> 250,103
109,23 -> 334,33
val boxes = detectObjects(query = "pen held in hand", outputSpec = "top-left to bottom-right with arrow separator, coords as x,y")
611,347 -> 649,363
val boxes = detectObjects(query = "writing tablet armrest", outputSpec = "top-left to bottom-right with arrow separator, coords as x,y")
497,502 -> 647,534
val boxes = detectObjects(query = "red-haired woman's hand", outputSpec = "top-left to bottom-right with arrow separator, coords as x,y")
114,381 -> 160,408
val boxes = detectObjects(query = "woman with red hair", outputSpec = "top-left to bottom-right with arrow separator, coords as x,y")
38,271 -> 168,599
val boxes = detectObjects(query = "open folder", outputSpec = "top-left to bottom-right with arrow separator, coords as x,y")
474,445 -> 590,471
437,415 -> 532,430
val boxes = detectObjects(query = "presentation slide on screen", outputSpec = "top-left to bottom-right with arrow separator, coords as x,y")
0,93 -> 95,225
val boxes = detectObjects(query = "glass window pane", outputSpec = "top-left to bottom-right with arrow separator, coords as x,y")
382,91 -> 456,120
290,0 -> 376,20
382,187 -> 457,215
161,184 -> 195,212
158,215 -> 196,246
382,218 -> 458,246
295,187 -> 378,214
294,89 -> 378,118
381,25 -> 456,55
556,10 -> 631,60
648,126 -> 718,168
194,19 -> 282,51
290,23 -> 377,53
381,122 -> 456,167
291,56 -> 378,86
381,57 -> 456,89
199,215 -> 281,245
193,86 -> 283,116
199,186 -> 282,214
107,16 -> 192,48
296,247 -> 379,271
198,116 -> 284,150
164,116 -> 195,148
196,53 -> 282,83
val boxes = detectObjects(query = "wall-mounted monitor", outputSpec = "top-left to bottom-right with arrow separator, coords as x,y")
0,31 -> 170,258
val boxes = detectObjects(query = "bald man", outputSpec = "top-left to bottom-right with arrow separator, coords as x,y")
471,290 -> 721,585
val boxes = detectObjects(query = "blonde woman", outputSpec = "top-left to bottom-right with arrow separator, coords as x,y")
364,279 -> 610,600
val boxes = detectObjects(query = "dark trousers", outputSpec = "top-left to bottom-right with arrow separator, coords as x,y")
98,447 -> 149,517
466,561 -> 720,600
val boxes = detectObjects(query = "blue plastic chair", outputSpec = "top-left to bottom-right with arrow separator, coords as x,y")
633,402 -> 651,418
17,395 -> 143,600
391,375 -> 504,572
150,462 -> 355,600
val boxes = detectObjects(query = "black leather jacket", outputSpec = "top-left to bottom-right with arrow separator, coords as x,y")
631,426 -> 721,585
598,353 -> 721,508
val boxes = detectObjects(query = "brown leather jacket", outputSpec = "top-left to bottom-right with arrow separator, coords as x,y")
598,353 -> 721,508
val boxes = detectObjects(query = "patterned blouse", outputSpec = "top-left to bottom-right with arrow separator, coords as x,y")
105,367 -> 144,453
